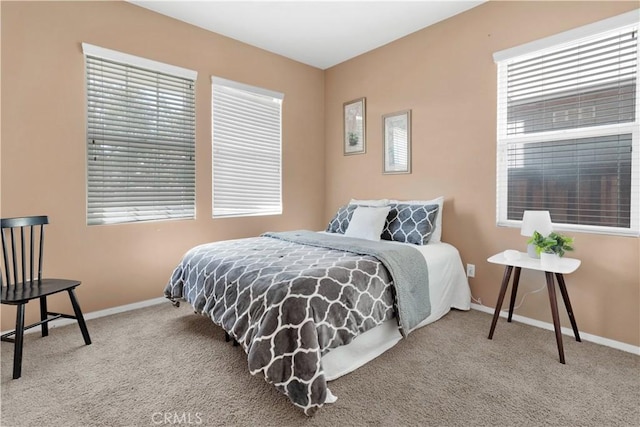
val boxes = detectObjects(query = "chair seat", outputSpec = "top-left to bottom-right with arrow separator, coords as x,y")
1,278 -> 81,304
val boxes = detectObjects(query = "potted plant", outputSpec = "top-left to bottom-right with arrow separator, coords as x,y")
528,231 -> 574,268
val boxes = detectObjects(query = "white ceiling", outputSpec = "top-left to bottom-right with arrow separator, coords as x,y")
127,1 -> 486,69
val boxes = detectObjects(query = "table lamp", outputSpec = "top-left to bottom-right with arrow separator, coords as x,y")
521,210 -> 553,258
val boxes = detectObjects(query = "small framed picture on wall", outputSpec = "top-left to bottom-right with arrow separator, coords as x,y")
382,109 -> 411,174
343,97 -> 366,155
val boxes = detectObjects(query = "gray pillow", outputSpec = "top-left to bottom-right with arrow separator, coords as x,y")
326,204 -> 357,234
381,203 -> 440,245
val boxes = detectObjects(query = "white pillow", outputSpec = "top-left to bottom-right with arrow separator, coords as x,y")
344,206 -> 391,241
349,198 -> 390,207
390,196 -> 444,242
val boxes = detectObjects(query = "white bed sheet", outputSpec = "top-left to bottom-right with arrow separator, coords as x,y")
321,240 -> 471,382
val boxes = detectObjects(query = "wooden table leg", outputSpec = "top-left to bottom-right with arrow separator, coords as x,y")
545,272 -> 565,364
488,266 -> 513,340
507,267 -> 521,323
555,273 -> 581,342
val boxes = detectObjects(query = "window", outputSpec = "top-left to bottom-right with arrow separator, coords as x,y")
495,11 -> 639,236
83,44 -> 196,225
211,77 -> 283,218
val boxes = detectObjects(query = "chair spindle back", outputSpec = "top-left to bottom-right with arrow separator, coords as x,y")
1,216 -> 48,287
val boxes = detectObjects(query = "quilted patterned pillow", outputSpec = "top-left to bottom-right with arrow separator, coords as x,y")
326,204 -> 358,234
391,196 -> 444,242
381,203 -> 440,245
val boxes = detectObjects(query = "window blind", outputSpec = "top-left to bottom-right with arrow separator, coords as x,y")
84,46 -> 196,225
503,29 -> 637,135
212,77 -> 283,218
506,134 -> 633,228
495,13 -> 639,236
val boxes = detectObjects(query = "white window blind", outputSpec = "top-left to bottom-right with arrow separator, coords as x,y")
83,44 -> 197,226
495,11 -> 639,236
212,77 -> 283,218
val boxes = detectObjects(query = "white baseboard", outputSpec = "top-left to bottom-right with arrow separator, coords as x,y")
471,303 -> 640,356
1,296 -> 168,336
5,297 -> 638,357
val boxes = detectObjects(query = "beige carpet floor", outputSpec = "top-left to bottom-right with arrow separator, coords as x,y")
1,302 -> 638,426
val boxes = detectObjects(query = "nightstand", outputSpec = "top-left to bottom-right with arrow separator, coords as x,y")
487,251 -> 581,364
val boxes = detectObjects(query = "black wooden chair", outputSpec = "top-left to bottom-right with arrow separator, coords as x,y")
1,216 -> 91,379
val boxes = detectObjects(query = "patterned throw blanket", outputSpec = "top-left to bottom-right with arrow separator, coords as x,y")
164,231 -> 430,415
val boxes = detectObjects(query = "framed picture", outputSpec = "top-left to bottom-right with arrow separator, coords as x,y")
382,110 -> 411,174
343,97 -> 366,155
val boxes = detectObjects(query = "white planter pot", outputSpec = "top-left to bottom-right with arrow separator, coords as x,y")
540,252 -> 560,269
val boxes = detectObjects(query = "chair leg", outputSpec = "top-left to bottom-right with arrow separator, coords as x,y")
68,288 -> 91,345
13,304 -> 26,379
39,296 -> 49,337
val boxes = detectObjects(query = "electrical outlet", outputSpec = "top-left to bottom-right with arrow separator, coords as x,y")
466,263 -> 475,278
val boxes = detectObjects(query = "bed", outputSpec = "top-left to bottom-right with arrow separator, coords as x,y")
164,198 -> 471,415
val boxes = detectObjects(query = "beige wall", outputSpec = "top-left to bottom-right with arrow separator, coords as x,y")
0,1 -> 325,329
325,1 -> 639,347
2,1 -> 638,348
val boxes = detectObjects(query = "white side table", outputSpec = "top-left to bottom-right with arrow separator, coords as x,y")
487,251 -> 581,364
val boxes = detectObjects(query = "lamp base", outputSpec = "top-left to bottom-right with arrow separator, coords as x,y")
527,243 -> 539,259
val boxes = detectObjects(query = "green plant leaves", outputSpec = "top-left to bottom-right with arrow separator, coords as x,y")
527,230 -> 574,257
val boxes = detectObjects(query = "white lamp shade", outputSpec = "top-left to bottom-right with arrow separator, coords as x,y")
520,210 -> 553,237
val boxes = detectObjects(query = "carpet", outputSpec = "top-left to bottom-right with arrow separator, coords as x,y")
1,303 -> 638,426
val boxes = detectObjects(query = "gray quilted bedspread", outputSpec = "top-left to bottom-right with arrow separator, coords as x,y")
164,231 -> 430,415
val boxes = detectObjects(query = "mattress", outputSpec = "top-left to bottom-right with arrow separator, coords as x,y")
321,240 -> 471,382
